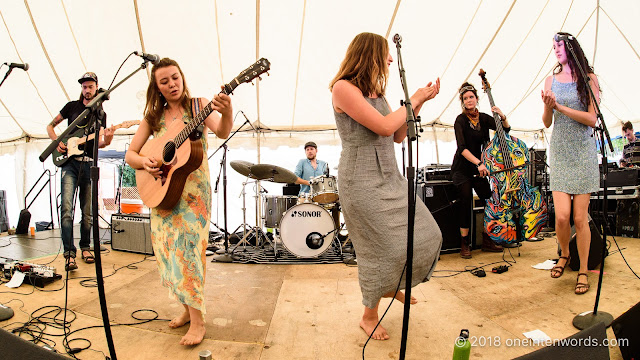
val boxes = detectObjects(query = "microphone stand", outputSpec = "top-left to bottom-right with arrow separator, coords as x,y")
563,40 -> 614,330
40,59 -> 152,360
211,115 -> 253,263
394,35 -> 418,360
0,67 -> 14,88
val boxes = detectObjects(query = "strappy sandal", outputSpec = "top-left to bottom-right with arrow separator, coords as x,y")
65,258 -> 78,271
575,273 -> 590,295
550,256 -> 570,278
81,251 -> 95,264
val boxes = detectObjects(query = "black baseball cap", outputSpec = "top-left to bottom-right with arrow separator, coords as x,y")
78,72 -> 98,84
304,141 -> 317,149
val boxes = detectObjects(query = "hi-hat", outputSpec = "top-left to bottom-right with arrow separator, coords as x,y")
230,160 -> 256,178
251,164 -> 298,183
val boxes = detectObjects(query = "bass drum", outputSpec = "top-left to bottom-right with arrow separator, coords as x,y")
279,203 -> 335,258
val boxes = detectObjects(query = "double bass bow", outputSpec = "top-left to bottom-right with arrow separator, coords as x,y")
479,69 -> 547,245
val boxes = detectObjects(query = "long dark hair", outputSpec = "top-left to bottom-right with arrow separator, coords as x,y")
143,58 -> 192,133
329,32 -> 389,97
553,32 -> 597,109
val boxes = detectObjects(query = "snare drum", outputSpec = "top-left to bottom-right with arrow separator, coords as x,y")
279,203 -> 336,258
310,175 -> 339,204
263,195 -> 297,228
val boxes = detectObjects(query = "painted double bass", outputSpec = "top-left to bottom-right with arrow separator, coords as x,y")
479,69 -> 547,245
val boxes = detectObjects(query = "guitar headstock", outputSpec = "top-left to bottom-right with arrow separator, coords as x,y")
237,58 -> 270,84
478,68 -> 490,93
222,58 -> 271,95
119,120 -> 141,129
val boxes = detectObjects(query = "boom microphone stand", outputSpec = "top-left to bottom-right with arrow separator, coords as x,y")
561,36 -> 614,330
40,58 -> 153,360
211,114 -> 253,263
394,34 -> 419,360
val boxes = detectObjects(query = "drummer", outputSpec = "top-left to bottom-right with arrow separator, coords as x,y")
621,121 -> 640,167
294,141 -> 341,229
294,141 -> 329,195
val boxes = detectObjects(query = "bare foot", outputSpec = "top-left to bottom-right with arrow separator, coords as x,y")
360,318 -> 389,341
180,322 -> 206,346
168,310 -> 190,329
383,291 -> 417,304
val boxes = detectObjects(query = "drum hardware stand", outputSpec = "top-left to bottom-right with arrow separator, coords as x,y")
229,180 -> 262,253
211,115 -> 254,263
562,35 -> 614,330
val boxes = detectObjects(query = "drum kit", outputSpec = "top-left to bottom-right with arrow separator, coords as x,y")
229,160 -> 344,259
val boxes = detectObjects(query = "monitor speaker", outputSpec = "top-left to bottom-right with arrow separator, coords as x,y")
612,301 -> 640,360
417,181 -> 460,252
561,215 -> 606,271
111,213 -> 153,255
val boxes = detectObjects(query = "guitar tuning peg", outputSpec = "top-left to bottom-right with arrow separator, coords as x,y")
258,76 -> 262,81
266,72 -> 270,76
251,81 -> 255,86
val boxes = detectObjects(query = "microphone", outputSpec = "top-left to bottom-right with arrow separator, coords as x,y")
134,51 -> 160,65
240,110 -> 257,131
261,187 -> 269,194
553,33 -> 574,43
393,34 -> 402,44
4,62 -> 29,71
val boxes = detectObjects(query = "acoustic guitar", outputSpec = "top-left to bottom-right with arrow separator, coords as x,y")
52,120 -> 140,167
136,58 -> 270,210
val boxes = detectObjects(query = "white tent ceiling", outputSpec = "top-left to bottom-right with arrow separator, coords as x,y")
1,0 -> 639,146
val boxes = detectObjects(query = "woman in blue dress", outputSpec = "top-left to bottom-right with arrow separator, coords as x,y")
541,32 -> 600,295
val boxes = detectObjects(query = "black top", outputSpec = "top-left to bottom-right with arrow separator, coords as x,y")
451,112 -> 510,184
59,100 -> 107,158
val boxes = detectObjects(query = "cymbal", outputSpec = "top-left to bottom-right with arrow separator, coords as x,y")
251,163 -> 298,183
230,160 -> 255,178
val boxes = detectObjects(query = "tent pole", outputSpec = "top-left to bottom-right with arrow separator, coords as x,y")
432,125 -> 440,165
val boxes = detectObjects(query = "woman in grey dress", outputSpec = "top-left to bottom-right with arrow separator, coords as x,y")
329,32 -> 442,340
542,32 -> 600,295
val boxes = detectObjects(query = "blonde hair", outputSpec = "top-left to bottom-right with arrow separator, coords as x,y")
329,32 -> 389,97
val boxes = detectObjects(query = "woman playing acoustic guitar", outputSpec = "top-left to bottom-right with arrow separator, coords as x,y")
125,58 -> 233,345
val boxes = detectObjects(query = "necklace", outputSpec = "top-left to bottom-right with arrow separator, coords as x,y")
166,106 -> 182,122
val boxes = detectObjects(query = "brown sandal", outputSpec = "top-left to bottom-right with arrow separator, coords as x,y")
550,256 -> 570,278
575,273 -> 590,295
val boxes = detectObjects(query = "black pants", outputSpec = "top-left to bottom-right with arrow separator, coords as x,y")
454,177 -> 492,229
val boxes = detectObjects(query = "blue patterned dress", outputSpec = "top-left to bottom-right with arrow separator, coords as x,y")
549,77 -> 599,194
150,106 -> 211,317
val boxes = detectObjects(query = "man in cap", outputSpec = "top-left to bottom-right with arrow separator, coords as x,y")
294,141 -> 329,196
46,72 -> 114,271
621,121 -> 640,167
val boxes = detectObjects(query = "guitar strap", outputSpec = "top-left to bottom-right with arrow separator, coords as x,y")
188,98 -> 204,141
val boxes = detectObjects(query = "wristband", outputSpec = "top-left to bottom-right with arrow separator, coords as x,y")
476,162 -> 482,168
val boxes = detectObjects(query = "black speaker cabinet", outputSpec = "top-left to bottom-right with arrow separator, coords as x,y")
417,181 -> 460,252
612,301 -> 640,360
616,198 -> 640,238
111,213 -> 153,255
564,215 -> 605,271
0,190 -> 8,232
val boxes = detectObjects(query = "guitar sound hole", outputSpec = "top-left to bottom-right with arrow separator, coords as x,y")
163,141 -> 176,164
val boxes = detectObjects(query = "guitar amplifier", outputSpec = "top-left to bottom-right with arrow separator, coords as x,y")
111,213 -> 153,255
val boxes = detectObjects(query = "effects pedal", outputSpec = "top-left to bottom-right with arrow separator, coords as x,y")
492,265 -> 509,274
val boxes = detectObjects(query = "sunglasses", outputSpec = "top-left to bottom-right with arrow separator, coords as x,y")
459,85 -> 476,95
554,33 -> 574,42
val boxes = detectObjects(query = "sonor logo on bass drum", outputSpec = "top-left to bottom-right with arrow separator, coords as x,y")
291,210 -> 322,218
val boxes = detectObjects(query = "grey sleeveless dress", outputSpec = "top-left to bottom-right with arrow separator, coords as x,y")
334,96 -> 442,309
549,77 -> 599,194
